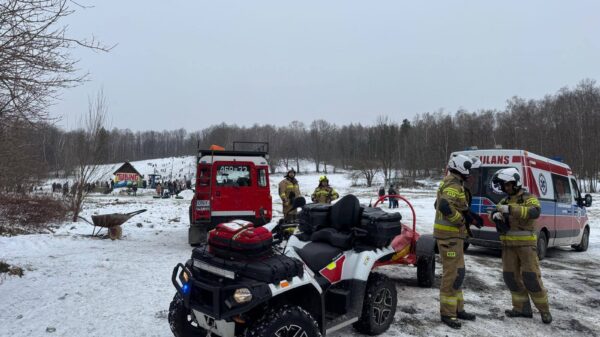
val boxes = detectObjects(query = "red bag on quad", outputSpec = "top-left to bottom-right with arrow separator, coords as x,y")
208,220 -> 273,259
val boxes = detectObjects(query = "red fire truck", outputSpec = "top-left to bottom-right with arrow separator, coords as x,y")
189,142 -> 272,245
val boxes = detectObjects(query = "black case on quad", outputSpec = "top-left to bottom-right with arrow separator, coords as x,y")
192,246 -> 303,284
298,203 -> 332,235
359,207 -> 402,247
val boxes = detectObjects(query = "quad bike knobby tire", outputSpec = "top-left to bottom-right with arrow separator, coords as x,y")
417,255 -> 435,288
353,273 -> 397,335
245,305 -> 321,337
168,292 -> 207,337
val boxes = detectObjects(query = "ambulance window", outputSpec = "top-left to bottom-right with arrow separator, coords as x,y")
552,174 -> 572,204
216,165 -> 251,187
472,167 -> 508,204
570,178 -> 581,200
258,169 -> 267,187
465,168 -> 481,195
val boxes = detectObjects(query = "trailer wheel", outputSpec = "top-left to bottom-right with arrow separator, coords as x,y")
537,231 -> 548,260
354,273 -> 397,335
168,292 -> 207,337
572,226 -> 589,252
417,255 -> 435,288
245,305 -> 321,337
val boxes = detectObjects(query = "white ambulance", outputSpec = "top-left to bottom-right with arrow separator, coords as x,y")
449,149 -> 592,259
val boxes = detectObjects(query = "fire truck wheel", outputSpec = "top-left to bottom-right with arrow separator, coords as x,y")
354,273 -> 397,335
417,255 -> 435,288
245,305 -> 321,337
168,292 -> 207,337
572,226 -> 590,252
537,231 -> 548,261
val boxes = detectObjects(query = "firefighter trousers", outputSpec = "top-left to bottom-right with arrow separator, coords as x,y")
282,203 -> 297,222
502,246 -> 550,314
437,238 -> 466,317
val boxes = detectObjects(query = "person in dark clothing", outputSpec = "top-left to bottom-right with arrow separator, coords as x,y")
378,186 -> 385,199
388,185 -> 398,208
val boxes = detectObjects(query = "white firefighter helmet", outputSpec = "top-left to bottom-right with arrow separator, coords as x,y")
448,154 -> 481,176
492,167 -> 522,188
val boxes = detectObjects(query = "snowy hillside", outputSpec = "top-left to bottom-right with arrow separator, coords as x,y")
1,169 -> 599,337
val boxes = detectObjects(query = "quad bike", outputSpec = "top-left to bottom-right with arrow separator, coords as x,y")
169,194 -> 436,337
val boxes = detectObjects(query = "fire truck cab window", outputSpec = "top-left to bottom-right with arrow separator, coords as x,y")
552,174 -> 572,204
258,169 -> 267,187
216,165 -> 251,187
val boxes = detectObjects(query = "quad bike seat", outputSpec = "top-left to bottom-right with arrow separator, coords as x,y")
295,242 -> 342,274
310,194 -> 361,249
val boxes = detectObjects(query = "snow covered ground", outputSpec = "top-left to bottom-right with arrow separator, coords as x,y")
1,170 -> 599,337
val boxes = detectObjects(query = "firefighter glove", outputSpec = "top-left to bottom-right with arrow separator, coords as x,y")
438,199 -> 453,216
470,211 -> 484,228
463,211 -> 473,225
492,212 -> 504,222
497,204 -> 510,214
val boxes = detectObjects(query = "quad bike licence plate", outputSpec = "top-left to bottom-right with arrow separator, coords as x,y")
193,309 -> 236,337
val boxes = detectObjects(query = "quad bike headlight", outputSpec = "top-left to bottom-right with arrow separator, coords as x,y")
233,288 -> 253,304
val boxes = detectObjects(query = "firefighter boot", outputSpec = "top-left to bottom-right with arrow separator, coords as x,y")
505,309 -> 533,318
441,316 -> 461,329
457,311 -> 476,321
541,312 -> 553,324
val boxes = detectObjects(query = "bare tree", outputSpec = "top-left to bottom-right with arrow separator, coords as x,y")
0,0 -> 112,126
66,90 -> 109,221
0,0 -> 111,191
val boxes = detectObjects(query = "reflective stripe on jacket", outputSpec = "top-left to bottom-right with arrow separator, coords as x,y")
433,173 -> 469,240
311,186 -> 339,204
498,190 -> 541,247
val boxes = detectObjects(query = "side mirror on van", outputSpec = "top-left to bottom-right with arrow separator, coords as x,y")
584,194 -> 592,207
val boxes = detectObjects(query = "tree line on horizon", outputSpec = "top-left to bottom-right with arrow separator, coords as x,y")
4,79 -> 600,192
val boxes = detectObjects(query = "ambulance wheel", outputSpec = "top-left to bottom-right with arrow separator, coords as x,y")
572,226 -> 589,252
245,305 -> 321,337
537,231 -> 548,260
168,292 -> 207,337
417,255 -> 435,288
354,273 -> 397,335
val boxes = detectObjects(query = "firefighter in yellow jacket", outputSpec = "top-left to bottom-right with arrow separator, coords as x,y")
489,167 -> 552,324
279,169 -> 301,222
311,176 -> 339,204
434,154 -> 482,329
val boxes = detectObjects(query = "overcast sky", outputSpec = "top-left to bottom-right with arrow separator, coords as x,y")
50,0 -> 600,131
